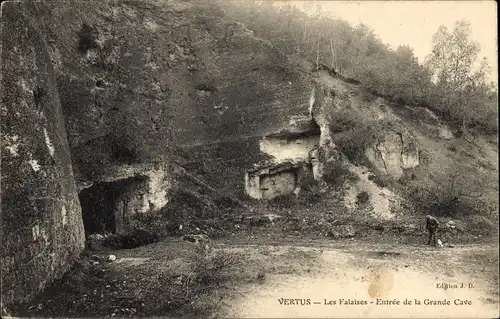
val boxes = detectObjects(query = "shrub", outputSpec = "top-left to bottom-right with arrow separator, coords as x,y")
356,191 -> 370,205
300,174 -> 319,191
332,122 -> 381,165
77,23 -> 99,54
322,161 -> 358,187
359,87 -> 378,102
368,174 -> 390,188
405,166 -> 492,220
267,194 -> 296,208
328,114 -> 359,134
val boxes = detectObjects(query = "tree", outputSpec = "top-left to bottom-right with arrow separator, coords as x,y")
425,20 -> 494,137
219,1 -> 495,132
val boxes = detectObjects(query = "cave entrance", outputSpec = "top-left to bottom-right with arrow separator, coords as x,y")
78,176 -> 147,236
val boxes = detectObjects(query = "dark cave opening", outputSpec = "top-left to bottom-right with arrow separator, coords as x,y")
79,182 -> 118,235
78,176 -> 147,236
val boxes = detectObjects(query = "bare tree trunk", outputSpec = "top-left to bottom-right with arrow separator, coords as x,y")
302,20 -> 310,51
459,91 -> 473,143
329,39 -> 335,69
462,118 -> 473,142
316,37 -> 320,70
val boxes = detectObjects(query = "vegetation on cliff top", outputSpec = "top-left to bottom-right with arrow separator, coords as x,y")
218,0 -> 498,134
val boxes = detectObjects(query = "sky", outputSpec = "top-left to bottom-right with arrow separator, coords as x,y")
276,0 -> 498,83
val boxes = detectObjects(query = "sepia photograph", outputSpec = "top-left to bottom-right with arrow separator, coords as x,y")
1,0 -> 498,318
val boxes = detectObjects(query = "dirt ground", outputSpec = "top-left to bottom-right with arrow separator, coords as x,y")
9,229 -> 499,319
218,238 -> 499,318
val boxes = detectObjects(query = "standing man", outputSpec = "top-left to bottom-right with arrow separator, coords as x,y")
425,215 -> 439,246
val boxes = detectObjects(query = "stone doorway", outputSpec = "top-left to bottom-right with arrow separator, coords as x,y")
78,176 -> 148,236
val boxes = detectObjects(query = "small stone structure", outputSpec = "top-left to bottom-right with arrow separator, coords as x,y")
245,161 -> 313,200
247,114 -> 322,200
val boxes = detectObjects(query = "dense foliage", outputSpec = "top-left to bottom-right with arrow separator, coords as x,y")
218,0 -> 497,133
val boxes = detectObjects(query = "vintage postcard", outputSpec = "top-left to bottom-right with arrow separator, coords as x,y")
1,0 -> 498,318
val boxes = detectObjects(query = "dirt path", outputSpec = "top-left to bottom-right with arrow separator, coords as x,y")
12,236 -> 498,319
216,240 -> 499,318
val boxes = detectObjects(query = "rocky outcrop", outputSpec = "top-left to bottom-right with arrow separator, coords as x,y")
365,128 -> 419,179
259,115 -> 320,165
308,81 -> 348,181
1,2 -> 85,306
308,68 -> 421,182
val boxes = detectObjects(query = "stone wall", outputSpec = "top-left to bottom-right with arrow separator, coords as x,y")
1,2 -> 85,306
244,162 -> 312,200
260,171 -> 297,200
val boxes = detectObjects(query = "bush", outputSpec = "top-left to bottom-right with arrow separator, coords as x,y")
332,121 -> 383,165
328,109 -> 364,134
300,174 -> 319,191
322,161 -> 358,187
267,194 -> 296,208
359,87 -> 379,102
77,23 -> 99,54
368,174 -> 390,188
356,191 -> 370,205
405,166 -> 491,220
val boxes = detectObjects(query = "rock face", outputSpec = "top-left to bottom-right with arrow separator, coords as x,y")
1,0 -> 431,308
35,0 -> 312,198
1,2 -> 85,306
1,0 -> 315,306
36,1 -> 177,234
34,0 -> 316,203
38,0 -> 174,186
259,115 -> 320,165
309,68 -> 420,181
309,79 -> 349,181
365,129 -> 420,179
